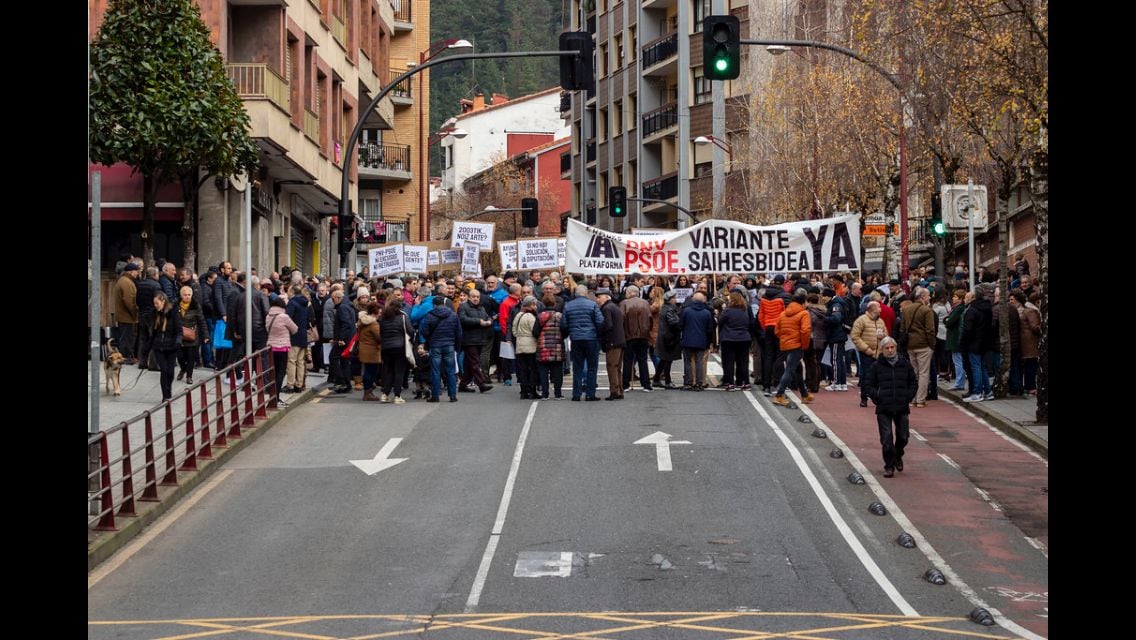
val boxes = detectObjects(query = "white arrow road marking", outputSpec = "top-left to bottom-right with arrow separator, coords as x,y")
350,438 -> 408,475
634,431 -> 691,471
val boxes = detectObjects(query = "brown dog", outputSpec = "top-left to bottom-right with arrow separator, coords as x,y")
104,339 -> 126,396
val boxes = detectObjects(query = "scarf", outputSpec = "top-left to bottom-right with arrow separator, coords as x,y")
179,300 -> 191,315
884,353 -> 899,365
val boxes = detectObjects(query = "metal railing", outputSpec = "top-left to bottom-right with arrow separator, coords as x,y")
88,349 -> 282,532
226,63 -> 290,114
641,32 -> 678,68
388,69 -> 412,99
641,102 -> 678,137
331,14 -> 347,47
359,142 -> 411,171
304,109 -> 320,146
393,1 -> 411,22
643,172 -> 679,201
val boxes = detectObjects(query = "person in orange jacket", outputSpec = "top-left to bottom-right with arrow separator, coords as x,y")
772,290 -> 814,405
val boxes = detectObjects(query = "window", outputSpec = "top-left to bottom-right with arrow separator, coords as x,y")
598,107 -> 609,140
628,26 -> 637,62
693,0 -> 712,32
693,67 -> 712,104
598,42 -> 608,77
598,172 -> 609,206
612,100 -> 623,136
387,222 -> 408,241
361,198 -> 381,222
628,94 -> 637,130
614,34 -> 623,70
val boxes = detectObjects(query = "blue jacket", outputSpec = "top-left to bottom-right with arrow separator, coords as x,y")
420,305 -> 463,348
410,296 -> 435,332
560,296 -> 605,341
286,295 -> 312,347
825,296 -> 850,343
679,301 -> 715,349
717,307 -> 752,343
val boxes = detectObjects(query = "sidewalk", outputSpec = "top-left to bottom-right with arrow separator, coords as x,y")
86,363 -> 326,432
935,379 -> 1048,457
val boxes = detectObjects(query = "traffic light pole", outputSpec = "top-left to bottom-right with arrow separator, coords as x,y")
339,50 -> 585,269
627,197 -> 700,225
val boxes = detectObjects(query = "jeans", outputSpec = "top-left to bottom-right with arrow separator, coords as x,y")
382,349 -> 408,396
362,362 -> 380,392
430,345 -> 458,399
968,351 -> 990,395
114,323 -> 137,360
682,348 -> 708,387
201,318 -> 215,368
951,351 -> 967,388
538,360 -> 564,398
1023,357 -> 1038,392
1008,348 -> 1023,395
570,339 -> 600,399
775,349 -> 805,396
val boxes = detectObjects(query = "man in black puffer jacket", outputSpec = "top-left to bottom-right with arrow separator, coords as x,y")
862,336 -> 917,478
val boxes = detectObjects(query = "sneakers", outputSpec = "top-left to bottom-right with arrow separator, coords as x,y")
725,384 -> 737,392
762,388 -> 773,397
963,393 -> 984,402
427,396 -> 440,403
458,386 -> 476,393
771,394 -> 790,406
393,396 -> 406,404
478,384 -> 494,393
503,379 -> 513,386
983,392 -> 995,400
883,467 -> 895,478
741,384 -> 752,391
895,459 -> 904,472
859,398 -> 868,407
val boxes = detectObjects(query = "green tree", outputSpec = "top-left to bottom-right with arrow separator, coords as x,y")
89,0 -> 258,270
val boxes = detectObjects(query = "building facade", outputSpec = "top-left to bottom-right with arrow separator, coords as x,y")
88,0 -> 429,276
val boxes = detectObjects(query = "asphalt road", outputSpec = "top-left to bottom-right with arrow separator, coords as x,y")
88,365 -> 1043,639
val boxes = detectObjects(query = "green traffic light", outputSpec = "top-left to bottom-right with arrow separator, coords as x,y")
715,57 -> 729,72
933,221 -> 946,235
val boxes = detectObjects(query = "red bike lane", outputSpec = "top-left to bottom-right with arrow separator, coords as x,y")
799,389 -> 1049,638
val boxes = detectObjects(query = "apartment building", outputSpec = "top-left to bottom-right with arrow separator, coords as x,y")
89,0 -> 429,275
563,0 -> 751,231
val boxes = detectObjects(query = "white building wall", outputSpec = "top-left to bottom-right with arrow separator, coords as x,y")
441,93 -> 569,192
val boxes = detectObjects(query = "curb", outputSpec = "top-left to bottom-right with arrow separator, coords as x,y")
937,385 -> 1048,459
87,387 -> 320,572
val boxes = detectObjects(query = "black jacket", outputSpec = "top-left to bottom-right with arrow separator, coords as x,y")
151,307 -> 183,352
961,297 -> 994,353
459,301 -> 493,346
136,277 -> 161,320
863,355 -> 917,415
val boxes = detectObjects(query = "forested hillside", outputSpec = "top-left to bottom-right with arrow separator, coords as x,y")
429,0 -> 569,140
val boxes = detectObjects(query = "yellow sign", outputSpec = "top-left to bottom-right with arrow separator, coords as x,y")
864,224 -> 886,237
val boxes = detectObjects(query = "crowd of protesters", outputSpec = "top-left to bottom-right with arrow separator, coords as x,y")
107,252 -> 1040,416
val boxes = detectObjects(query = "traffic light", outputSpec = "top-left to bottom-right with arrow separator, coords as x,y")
559,32 -> 594,92
609,186 -> 627,217
930,190 -> 946,236
338,215 -> 355,254
703,15 -> 740,81
521,197 -> 539,228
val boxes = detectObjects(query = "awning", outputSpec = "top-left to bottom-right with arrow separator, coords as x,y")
88,163 -> 184,222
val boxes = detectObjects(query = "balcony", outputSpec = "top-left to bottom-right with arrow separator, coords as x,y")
331,13 -> 347,47
358,142 -> 412,181
226,63 -> 290,115
641,32 -> 678,75
392,0 -> 413,31
389,68 -> 413,106
304,109 -> 320,147
643,171 -> 678,201
641,102 -> 678,139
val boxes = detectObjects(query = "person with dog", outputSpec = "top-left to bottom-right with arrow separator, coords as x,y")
112,262 -> 140,364
176,285 -> 208,385
151,292 -> 183,402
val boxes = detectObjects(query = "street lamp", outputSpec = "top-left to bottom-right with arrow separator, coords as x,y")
482,204 -> 524,240
694,135 -> 733,160
419,39 -> 473,242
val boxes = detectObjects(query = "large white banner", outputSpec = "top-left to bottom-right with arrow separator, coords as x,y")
451,221 -> 495,252
461,241 -> 482,275
402,244 -> 428,273
517,238 -> 560,269
369,243 -> 404,277
498,241 -> 518,271
565,215 -> 861,275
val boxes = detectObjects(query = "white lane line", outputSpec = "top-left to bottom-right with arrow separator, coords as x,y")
88,470 -> 232,590
788,394 -> 1047,640
938,453 -> 961,471
975,487 -> 1004,513
1025,537 -> 1048,559
910,429 -> 928,443
949,401 -> 1048,466
465,401 -> 540,612
742,393 -> 918,617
